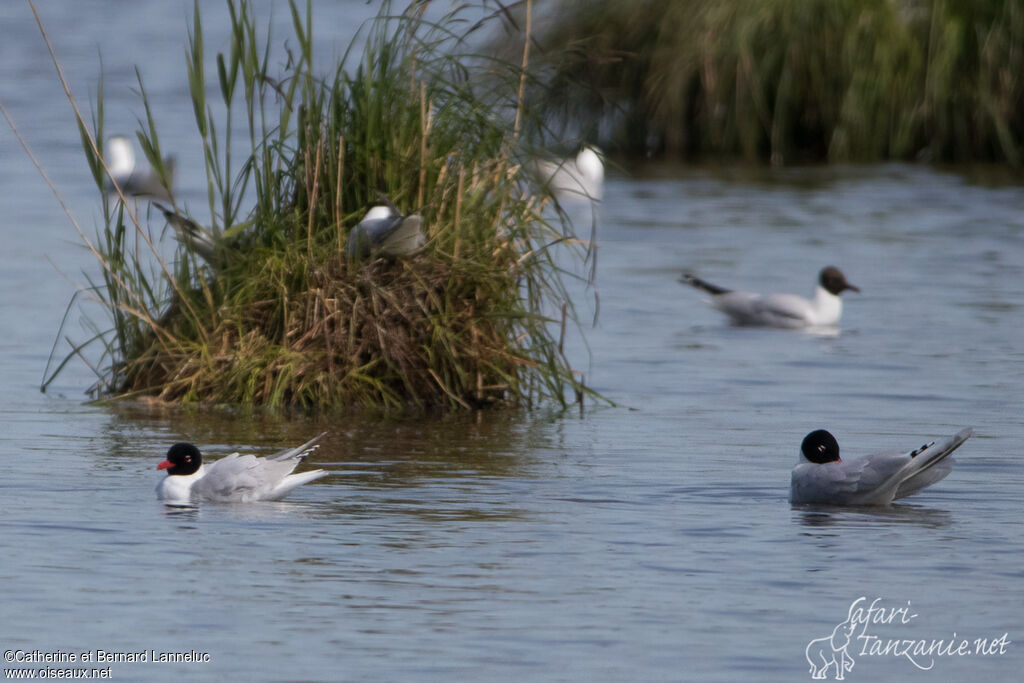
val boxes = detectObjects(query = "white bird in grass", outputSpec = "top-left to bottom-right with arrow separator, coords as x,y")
534,145 -> 604,202
156,433 -> 329,504
790,427 -> 973,505
346,199 -> 426,259
104,135 -> 175,201
153,202 -> 219,265
680,266 -> 859,329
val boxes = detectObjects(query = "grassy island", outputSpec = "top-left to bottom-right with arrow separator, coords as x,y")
41,1 -> 599,411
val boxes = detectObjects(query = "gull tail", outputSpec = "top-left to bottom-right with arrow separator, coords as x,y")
270,468 -> 330,499
154,203 -> 219,264
893,427 -> 973,499
266,432 -> 330,499
680,272 -> 731,295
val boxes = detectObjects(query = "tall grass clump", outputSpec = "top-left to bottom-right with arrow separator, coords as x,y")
41,0 -> 599,411
502,0 -> 1024,165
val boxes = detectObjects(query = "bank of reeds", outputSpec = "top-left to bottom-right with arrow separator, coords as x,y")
40,1 -> 599,411
505,0 -> 1024,165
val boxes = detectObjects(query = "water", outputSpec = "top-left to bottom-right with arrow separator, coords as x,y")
1,3 -> 1022,681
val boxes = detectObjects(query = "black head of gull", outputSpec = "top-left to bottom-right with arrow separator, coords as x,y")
801,429 -> 841,464
157,442 -> 202,476
819,266 -> 859,296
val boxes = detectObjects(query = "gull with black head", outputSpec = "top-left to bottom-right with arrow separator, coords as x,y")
791,427 -> 973,505
680,266 -> 859,329
346,197 -> 425,259
156,433 -> 329,504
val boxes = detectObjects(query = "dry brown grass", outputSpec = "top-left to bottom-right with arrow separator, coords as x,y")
37,1 -> 601,412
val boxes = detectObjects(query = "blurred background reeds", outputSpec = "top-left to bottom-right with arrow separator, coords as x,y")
499,0 -> 1024,165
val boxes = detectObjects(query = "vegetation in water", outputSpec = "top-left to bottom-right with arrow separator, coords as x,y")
38,0 -> 601,411
500,0 -> 1024,165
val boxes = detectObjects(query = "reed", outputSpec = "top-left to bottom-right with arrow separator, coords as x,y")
41,0 -> 600,411
507,0 -> 1024,165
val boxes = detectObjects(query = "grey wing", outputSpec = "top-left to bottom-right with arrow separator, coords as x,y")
894,458 -> 955,499
710,291 -> 760,317
853,451 -> 915,494
192,434 -> 327,501
190,454 -> 291,501
713,292 -> 807,326
108,165 -> 174,202
129,156 -> 176,201
347,215 -> 403,256
791,458 -> 870,504
379,216 -> 425,256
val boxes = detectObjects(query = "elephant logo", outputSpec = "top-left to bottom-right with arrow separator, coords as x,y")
805,617 -> 857,680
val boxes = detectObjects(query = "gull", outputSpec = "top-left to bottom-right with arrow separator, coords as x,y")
153,202 -> 219,265
103,135 -> 175,202
680,266 -> 859,328
346,199 -> 425,259
534,145 -> 604,202
156,433 -> 329,504
791,427 -> 973,505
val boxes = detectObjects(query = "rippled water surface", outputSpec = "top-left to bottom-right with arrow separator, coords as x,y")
1,2 -> 1022,681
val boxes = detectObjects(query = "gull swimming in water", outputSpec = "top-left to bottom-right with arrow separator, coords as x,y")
680,266 -> 859,329
791,427 -> 972,505
156,433 -> 329,504
103,135 -> 175,202
534,145 -> 604,202
346,199 -> 426,259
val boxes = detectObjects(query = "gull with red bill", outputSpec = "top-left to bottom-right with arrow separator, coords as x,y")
156,433 -> 329,504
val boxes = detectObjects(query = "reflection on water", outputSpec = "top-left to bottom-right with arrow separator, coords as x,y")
793,505 -> 955,530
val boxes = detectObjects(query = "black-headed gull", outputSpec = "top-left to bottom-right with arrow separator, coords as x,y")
534,145 -> 604,202
346,199 -> 425,259
680,266 -> 859,328
791,427 -> 973,505
156,433 -> 329,503
104,135 -> 175,202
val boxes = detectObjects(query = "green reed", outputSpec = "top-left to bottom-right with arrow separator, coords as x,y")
41,0 -> 600,411
508,0 -> 1024,165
